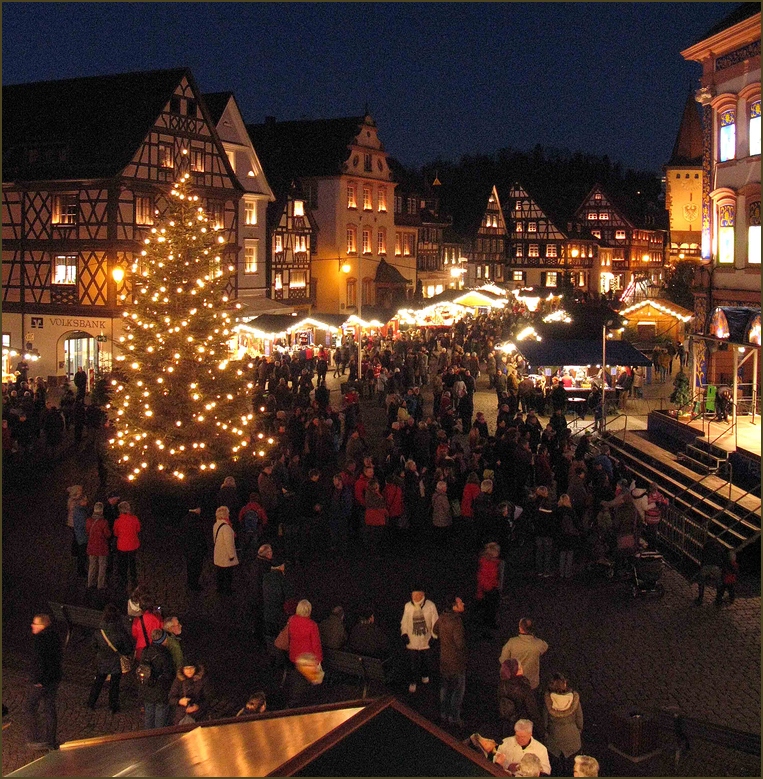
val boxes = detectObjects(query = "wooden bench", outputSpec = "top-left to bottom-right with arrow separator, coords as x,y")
322,648 -> 392,698
48,601 -> 129,649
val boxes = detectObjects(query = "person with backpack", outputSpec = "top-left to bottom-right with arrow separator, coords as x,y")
137,628 -> 175,729
237,493 -> 268,561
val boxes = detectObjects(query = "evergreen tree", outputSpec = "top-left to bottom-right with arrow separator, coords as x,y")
107,177 -> 254,482
670,370 -> 691,409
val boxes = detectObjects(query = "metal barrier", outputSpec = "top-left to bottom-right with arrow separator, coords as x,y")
658,506 -> 708,566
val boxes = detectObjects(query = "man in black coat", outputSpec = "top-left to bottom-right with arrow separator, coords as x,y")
25,614 -> 62,751
348,608 -> 390,659
139,629 -> 175,729
180,507 -> 208,592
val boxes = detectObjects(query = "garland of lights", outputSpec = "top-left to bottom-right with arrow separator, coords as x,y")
107,176 -> 260,482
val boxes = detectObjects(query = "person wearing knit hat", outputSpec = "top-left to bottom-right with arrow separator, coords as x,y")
86,502 -> 111,590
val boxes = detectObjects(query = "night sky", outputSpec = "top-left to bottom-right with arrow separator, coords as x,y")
3,2 -> 733,174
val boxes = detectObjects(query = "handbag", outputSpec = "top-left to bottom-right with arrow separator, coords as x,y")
101,629 -> 133,674
274,620 -> 290,651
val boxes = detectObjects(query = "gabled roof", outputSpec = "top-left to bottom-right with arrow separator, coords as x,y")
505,181 -> 569,239
447,182 -> 500,240
690,2 -> 760,47
667,94 -> 703,167
246,116 -> 366,193
202,91 -> 235,126
375,258 -> 411,285
3,67 -> 191,182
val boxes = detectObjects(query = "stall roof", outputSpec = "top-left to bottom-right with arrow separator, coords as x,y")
236,297 -> 297,317
515,339 -> 652,368
237,313 -> 298,337
9,697 -> 505,778
618,298 -> 694,322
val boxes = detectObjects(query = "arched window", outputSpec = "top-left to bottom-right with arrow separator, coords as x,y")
720,109 -> 736,161
750,100 -> 761,157
346,224 -> 357,254
718,202 -> 735,264
749,201 -> 761,265
346,278 -> 357,308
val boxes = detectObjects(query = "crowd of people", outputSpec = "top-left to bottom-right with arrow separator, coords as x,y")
20,304 -> 711,775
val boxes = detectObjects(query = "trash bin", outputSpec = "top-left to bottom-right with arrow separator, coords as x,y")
608,708 -> 661,762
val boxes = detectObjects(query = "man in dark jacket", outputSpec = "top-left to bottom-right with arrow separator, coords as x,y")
695,537 -> 728,605
25,614 -> 62,750
348,608 -> 390,659
180,507 -> 207,592
139,629 -> 175,729
433,594 -> 467,727
318,606 -> 348,650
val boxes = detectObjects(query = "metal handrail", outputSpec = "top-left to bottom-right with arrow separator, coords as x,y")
603,412 -> 628,442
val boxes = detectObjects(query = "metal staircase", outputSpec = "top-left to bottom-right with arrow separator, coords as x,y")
601,430 -> 761,565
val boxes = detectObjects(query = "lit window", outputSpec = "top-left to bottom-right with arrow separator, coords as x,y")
226,150 -> 236,172
346,278 -> 357,307
515,222 -> 523,233
515,201 -> 522,211
594,193 -> 602,201
244,240 -> 259,274
293,200 -> 304,217
346,225 -> 357,254
377,187 -> 387,212
294,235 -> 307,253
53,254 -> 77,285
347,183 -> 357,209
484,265 -> 490,279
363,186 -> 372,211
274,273 -> 283,291
749,201 -> 761,264
364,154 -> 372,172
528,222 -> 537,232
476,266 -> 482,279
362,227 -> 372,254
545,271 -> 558,287
720,109 -> 736,162
546,244 -> 557,258
515,245 -> 523,258
207,201 -> 223,229
599,212 -> 609,220
750,101 -> 761,156
591,230 -> 601,239
588,212 -> 598,220
718,203 -> 735,264
244,201 -> 257,226
512,271 -> 525,282
135,195 -> 154,226
528,244 -> 539,258
377,229 -> 386,255
615,229 -> 626,240
159,144 -> 174,169
403,234 -> 414,256
290,270 -> 307,289
52,193 -> 78,226
274,234 -> 283,254
395,232 -> 402,256
190,149 -> 204,172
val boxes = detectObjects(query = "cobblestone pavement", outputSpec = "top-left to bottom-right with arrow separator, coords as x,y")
2,370 -> 759,775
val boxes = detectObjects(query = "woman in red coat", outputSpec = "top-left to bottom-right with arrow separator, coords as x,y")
460,472 -> 481,518
287,600 -> 322,665
475,542 -> 502,631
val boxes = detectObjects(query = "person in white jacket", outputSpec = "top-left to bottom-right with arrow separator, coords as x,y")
213,506 -> 238,594
400,588 -> 439,693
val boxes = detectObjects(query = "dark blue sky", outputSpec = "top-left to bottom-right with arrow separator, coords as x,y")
3,2 -> 732,174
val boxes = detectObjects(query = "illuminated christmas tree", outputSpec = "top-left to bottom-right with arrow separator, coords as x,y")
107,176 -> 256,482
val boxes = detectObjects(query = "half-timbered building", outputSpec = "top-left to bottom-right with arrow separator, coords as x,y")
505,182 -> 597,294
2,68 -> 242,383
569,184 -> 666,299
248,113 -> 412,316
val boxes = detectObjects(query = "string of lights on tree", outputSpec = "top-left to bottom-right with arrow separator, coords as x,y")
107,176 -> 270,481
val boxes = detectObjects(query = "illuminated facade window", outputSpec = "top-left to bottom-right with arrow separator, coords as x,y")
749,201 -> 761,264
542,271 -> 558,287
512,270 -> 525,283
362,227 -> 372,254
395,232 -> 402,256
226,150 -> 236,172
290,270 -> 307,289
720,109 -> 736,162
403,233 -> 414,256
52,193 -> 78,226
377,228 -> 386,255
750,101 -> 761,156
207,201 -> 223,229
159,143 -> 174,168
53,253 -> 77,285
244,200 -> 257,225
528,244 -> 539,258
346,225 -> 357,254
274,273 -> 282,291
293,200 -> 304,217
346,278 -> 357,307
377,187 -> 387,212
615,229 -> 626,240
190,149 -> 204,172
718,203 -> 735,264
363,185 -> 372,211
546,244 -> 557,258
274,234 -> 283,254
347,183 -> 357,209
244,239 -> 259,274
135,195 -> 154,226
294,235 -> 307,253
515,245 -> 523,258
592,230 -> 601,239
587,212 -> 598,220
515,222 -> 523,233
598,212 -> 609,220
528,222 -> 537,232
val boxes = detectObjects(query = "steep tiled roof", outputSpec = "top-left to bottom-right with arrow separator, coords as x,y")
203,91 -> 234,126
668,94 -> 703,166
247,116 -> 365,193
691,2 -> 760,46
3,68 -> 190,181
444,181 -> 496,240
375,258 -> 411,285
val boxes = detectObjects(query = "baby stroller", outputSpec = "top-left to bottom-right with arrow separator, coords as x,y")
631,551 -> 665,598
